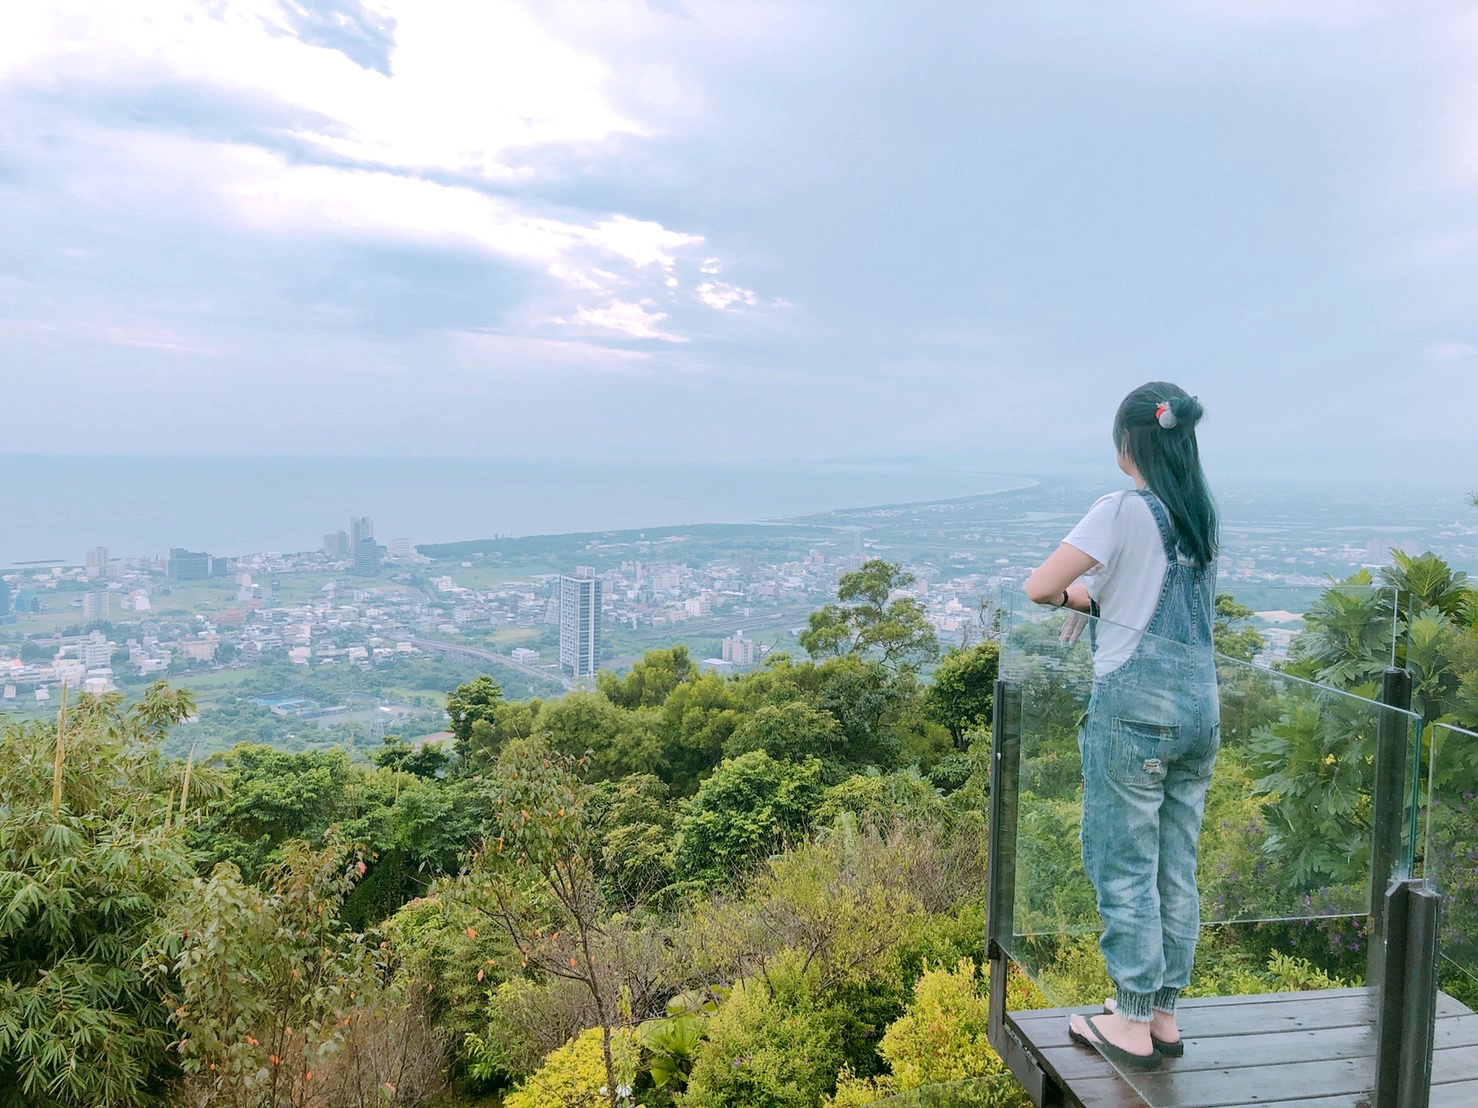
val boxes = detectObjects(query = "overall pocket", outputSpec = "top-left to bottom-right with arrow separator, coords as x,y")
1109,718 -> 1177,786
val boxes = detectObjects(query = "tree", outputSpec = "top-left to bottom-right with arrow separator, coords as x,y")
672,750 -> 825,887
470,737 -> 627,1107
725,701 -> 844,764
925,641 -> 999,748
188,745 -> 363,879
599,645 -> 696,709
1290,571 -> 1393,687
448,675 -> 505,766
375,734 -> 451,779
534,691 -> 663,782
18,638 -> 53,664
1382,550 -> 1473,625
0,684 -> 204,1106
799,560 -> 939,674
1213,595 -> 1264,663
151,838 -> 387,1107
657,671 -> 741,794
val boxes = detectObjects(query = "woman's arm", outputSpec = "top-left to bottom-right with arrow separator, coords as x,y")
1025,543 -> 1099,611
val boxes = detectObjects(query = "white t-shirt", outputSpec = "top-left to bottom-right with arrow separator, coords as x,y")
1062,491 -> 1170,675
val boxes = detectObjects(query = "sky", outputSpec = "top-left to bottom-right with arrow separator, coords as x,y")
1,0 -> 1476,478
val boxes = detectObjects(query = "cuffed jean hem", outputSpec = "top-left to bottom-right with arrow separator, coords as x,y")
1152,987 -> 1180,1014
1115,988 -> 1155,1023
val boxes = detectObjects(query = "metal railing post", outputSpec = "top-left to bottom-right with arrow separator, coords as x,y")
986,677 -> 1022,1044
1368,667 -> 1413,989
1374,878 -> 1440,1108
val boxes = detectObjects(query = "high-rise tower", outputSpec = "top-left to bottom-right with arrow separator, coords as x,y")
350,516 -> 379,576
559,568 -> 602,679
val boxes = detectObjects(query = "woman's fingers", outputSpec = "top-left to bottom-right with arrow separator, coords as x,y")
1061,610 -> 1088,644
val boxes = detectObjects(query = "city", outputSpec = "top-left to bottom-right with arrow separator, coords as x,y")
3,475 -> 1474,759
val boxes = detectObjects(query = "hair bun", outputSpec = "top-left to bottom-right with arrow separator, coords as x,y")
1171,394 -> 1203,427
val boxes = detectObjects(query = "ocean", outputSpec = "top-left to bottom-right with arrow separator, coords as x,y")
0,455 -> 1035,566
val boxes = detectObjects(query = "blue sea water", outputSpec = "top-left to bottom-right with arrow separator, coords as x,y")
0,455 -> 1034,566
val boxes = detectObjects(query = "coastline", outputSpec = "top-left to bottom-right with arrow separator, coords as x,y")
0,456 -> 1039,566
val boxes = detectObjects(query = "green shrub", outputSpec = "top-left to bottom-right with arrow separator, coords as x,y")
382,889 -> 516,1074
152,838 -> 400,1105
501,1026 -> 637,1108
876,958 -> 1025,1104
681,956 -> 851,1108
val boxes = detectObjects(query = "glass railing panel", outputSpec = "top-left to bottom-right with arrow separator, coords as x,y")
1421,722 -> 1478,1012
993,587 -> 1419,1099
1214,583 -> 1403,676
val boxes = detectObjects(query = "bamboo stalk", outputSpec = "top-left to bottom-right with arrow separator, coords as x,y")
52,682 -> 68,817
179,742 -> 197,817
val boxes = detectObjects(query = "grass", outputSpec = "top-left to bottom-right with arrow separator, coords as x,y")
425,561 -> 562,590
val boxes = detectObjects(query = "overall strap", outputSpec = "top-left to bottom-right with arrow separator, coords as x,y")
1135,490 -> 1181,563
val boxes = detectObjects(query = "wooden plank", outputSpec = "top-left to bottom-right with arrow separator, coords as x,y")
1069,1055 -> 1374,1107
1429,1079 -> 1478,1107
1002,989 -> 1478,1107
1011,991 -> 1470,1043
1048,1015 -> 1478,1080
1011,988 -> 1470,1025
1429,1038 -> 1478,1083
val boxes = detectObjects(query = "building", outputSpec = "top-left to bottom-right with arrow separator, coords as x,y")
82,588 -> 109,621
324,531 -> 349,558
353,538 -> 382,576
85,547 -> 108,579
510,647 -> 540,665
388,537 -> 417,558
168,548 -> 211,582
79,631 -> 114,668
559,569 -> 602,679
350,516 -> 373,548
722,630 -> 757,666
0,579 -> 12,626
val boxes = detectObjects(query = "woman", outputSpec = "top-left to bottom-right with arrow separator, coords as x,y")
1024,382 -> 1220,1072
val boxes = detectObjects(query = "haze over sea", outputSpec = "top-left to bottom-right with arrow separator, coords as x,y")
1,455 -> 1039,566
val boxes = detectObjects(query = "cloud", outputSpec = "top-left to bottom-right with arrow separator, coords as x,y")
572,300 -> 687,342
1429,341 -> 1476,361
1158,0 -> 1397,28
695,282 -> 758,311
585,216 -> 702,270
105,326 -> 221,356
0,0 -> 643,180
277,0 -> 399,77
449,329 -> 652,372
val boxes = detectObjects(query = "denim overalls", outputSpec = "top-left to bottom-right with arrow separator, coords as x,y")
1079,491 -> 1220,1023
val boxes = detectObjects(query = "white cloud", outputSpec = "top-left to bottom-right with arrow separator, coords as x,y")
573,300 -> 687,342
695,282 -> 758,311
449,329 -> 651,372
699,257 -> 721,275
0,0 -> 642,180
548,264 -> 609,294
105,326 -> 220,356
1159,0 -> 1396,28
584,216 -> 703,270
1429,341 -> 1476,361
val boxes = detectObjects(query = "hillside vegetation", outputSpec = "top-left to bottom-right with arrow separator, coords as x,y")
3,555 -> 1476,1107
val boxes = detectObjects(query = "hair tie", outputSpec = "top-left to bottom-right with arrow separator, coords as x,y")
1155,401 -> 1178,429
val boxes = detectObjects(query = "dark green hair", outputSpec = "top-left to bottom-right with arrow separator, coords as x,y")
1113,382 -> 1219,566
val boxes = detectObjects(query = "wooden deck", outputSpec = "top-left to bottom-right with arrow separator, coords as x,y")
1003,988 -> 1478,1107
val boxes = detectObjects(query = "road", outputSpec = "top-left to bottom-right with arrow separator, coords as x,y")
407,637 -> 574,691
